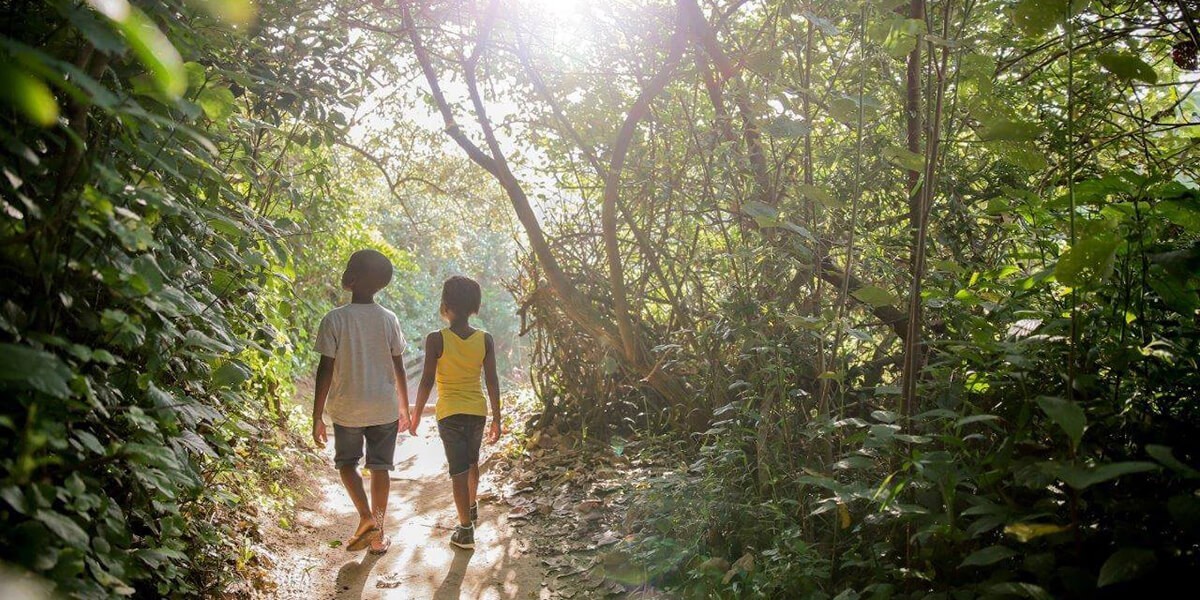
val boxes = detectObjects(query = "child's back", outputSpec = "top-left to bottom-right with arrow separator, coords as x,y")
317,302 -> 407,427
310,249 -> 410,556
410,275 -> 502,551
434,327 -> 487,421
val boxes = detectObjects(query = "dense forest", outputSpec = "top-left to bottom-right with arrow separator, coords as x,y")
1,0 -> 1198,598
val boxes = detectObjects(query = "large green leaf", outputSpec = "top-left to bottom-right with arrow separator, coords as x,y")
1096,52 -> 1158,84
88,0 -> 186,98
870,17 -> 926,59
1156,199 -> 1200,231
0,344 -> 73,399
978,119 -> 1043,141
197,86 -> 236,122
194,0 -> 258,25
1145,445 -> 1200,478
882,146 -> 925,172
1044,461 -> 1159,490
852,285 -> 899,308
1036,396 -> 1085,451
960,545 -> 1017,567
0,63 -> 59,126
212,361 -> 251,388
1011,0 -> 1085,37
1148,264 -> 1199,316
1097,548 -> 1155,587
1055,235 -> 1120,288
35,509 -> 89,549
1004,522 -> 1070,543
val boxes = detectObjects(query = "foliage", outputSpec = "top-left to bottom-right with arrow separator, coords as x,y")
388,0 -> 1200,597
0,0 -> 426,595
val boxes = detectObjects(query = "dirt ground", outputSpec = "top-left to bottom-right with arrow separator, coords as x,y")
263,413 -> 548,599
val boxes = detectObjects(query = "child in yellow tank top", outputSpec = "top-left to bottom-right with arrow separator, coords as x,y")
409,276 -> 502,550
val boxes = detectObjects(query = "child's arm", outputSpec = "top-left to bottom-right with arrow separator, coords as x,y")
312,356 -> 335,447
483,333 -> 502,444
392,354 -> 411,431
409,332 -> 442,435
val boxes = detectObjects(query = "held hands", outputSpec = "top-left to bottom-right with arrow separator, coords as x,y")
312,419 -> 328,448
486,419 -> 502,444
397,413 -> 411,433
408,412 -> 421,436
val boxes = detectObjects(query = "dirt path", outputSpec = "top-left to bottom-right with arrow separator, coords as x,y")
265,413 -> 546,599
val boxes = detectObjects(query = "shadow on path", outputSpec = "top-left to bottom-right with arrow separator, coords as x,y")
265,411 -> 544,599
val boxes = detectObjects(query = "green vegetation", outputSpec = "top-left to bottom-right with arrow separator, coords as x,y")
2,0 -> 1199,597
0,0 -> 517,595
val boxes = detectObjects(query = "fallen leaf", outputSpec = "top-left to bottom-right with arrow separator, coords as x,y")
576,499 -> 603,513
595,531 -> 621,547
722,552 -> 755,584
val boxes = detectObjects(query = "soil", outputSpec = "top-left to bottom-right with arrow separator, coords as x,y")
262,413 -> 547,599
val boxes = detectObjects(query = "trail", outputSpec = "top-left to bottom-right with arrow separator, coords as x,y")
265,408 -> 546,599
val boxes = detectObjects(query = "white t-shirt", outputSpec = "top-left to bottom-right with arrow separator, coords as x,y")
315,303 -> 407,427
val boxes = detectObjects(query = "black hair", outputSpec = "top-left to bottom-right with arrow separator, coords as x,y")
440,275 -> 481,318
342,249 -> 393,293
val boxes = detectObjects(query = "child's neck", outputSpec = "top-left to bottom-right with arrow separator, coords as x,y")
350,291 -> 375,304
448,317 -> 471,331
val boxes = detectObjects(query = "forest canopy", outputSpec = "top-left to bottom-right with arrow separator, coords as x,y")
1,0 -> 1199,597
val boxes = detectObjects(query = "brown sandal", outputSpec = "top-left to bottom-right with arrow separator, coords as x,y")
346,526 -> 381,552
368,534 -> 392,555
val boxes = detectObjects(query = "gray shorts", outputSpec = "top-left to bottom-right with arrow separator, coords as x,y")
333,420 -> 398,471
437,414 -> 485,477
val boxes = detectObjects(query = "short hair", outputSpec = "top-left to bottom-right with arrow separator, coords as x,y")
343,249 -> 393,293
441,275 -> 481,318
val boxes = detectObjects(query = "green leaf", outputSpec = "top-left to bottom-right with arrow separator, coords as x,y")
35,509 -> 89,549
1145,445 -> 1200,478
1004,522 -> 1070,543
978,119 -> 1043,141
0,63 -> 59,126
0,344 -> 73,399
89,0 -> 186,98
984,582 -> 1053,600
1055,235 -> 1120,288
1044,461 -> 1159,490
1011,0 -> 1080,37
1,486 -> 29,514
1096,52 -> 1158,84
741,201 -> 779,227
882,146 -> 925,172
185,330 -> 234,353
796,184 -> 840,208
1156,199 -> 1200,231
213,361 -> 251,388
870,17 -> 926,59
1097,548 -> 1155,587
765,116 -> 810,138
197,86 -> 236,122
852,285 -> 899,308
1036,396 -> 1085,450
961,545 -> 1017,568
194,0 -> 258,25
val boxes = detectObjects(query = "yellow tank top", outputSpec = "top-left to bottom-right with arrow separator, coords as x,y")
435,328 -> 488,420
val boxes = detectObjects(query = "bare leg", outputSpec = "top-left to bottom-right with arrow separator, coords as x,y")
451,471 -> 471,526
468,463 -> 479,506
339,466 -> 374,536
369,469 -> 391,551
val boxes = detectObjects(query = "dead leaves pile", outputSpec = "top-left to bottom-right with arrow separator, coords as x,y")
478,429 -> 673,599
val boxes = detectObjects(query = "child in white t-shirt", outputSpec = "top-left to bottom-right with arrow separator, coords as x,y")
312,249 -> 410,555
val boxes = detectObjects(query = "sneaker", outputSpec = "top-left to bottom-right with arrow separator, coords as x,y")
469,503 -> 478,523
450,524 -> 475,550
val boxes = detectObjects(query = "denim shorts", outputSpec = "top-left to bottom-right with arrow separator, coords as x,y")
333,420 -> 398,471
437,414 -> 486,476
